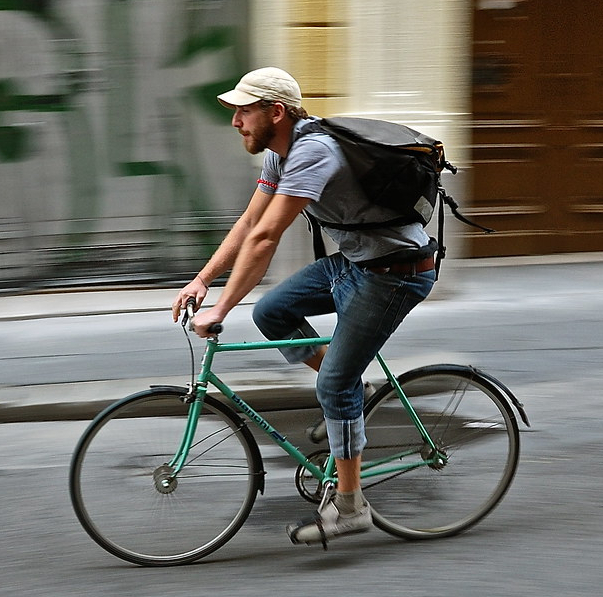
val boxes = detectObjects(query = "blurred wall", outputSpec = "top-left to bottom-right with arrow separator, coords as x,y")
0,0 -> 253,291
0,0 -> 472,292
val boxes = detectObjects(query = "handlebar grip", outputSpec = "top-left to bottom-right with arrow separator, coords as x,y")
181,298 -> 196,329
182,299 -> 223,336
208,323 -> 223,335
186,298 -> 196,319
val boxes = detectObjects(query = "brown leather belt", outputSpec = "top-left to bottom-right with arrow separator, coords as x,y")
367,256 -> 435,275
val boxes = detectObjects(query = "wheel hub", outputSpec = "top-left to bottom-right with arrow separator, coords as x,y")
420,443 -> 447,470
153,464 -> 178,494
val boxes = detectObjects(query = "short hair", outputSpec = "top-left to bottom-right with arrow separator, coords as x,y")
258,99 -> 309,122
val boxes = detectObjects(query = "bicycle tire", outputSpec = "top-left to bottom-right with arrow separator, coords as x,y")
362,364 -> 520,539
69,388 -> 263,566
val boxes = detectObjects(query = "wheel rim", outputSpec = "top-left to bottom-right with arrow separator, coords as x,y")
70,391 -> 260,565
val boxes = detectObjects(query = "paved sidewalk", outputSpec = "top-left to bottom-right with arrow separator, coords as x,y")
0,285 -> 314,423
2,252 -> 602,424
4,252 -> 602,322
0,286 -> 249,322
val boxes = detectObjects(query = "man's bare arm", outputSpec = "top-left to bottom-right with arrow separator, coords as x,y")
198,188 -> 274,285
191,193 -> 311,335
171,187 -> 273,321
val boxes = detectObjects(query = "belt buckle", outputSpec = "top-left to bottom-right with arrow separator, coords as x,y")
368,265 -> 390,274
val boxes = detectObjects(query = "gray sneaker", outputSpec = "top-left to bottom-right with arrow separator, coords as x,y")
306,382 -> 376,444
287,499 -> 372,548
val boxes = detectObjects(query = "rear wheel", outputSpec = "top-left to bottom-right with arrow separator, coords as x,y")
362,365 -> 520,539
69,388 -> 263,566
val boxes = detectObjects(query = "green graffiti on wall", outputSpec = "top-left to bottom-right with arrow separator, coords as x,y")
0,0 -> 249,282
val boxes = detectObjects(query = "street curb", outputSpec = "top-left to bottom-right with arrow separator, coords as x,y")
0,385 -> 320,424
0,287 -> 260,323
0,354 -> 455,424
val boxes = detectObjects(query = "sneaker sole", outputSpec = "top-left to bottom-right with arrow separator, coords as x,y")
288,523 -> 371,546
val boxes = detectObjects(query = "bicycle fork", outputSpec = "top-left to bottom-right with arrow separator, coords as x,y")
164,336 -> 219,478
167,392 -> 206,476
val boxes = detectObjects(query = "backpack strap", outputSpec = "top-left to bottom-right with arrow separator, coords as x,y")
435,189 -> 446,279
433,185 -> 495,279
302,210 -> 328,259
307,214 -> 418,232
439,188 -> 495,234
305,186 -> 494,281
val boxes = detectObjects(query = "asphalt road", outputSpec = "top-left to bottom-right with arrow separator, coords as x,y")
2,259 -> 603,596
3,260 -> 602,391
2,401 -> 603,597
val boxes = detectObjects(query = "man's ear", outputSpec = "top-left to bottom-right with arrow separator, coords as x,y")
271,102 -> 287,123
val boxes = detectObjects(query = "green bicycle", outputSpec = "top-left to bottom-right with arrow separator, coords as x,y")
69,304 -> 530,567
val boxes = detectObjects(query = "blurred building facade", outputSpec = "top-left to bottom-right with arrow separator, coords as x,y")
0,0 -> 254,291
0,0 -> 601,292
470,0 -> 603,256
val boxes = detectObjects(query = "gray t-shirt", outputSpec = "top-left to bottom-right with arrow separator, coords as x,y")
258,117 -> 430,263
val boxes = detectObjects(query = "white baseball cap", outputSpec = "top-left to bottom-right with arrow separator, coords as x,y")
217,67 -> 302,109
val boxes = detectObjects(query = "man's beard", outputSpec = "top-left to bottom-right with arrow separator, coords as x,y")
243,120 -> 276,155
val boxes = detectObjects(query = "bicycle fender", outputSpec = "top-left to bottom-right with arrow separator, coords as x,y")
470,367 -> 531,428
395,364 -> 530,429
149,384 -> 189,393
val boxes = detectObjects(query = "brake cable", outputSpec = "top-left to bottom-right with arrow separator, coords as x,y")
180,299 -> 197,390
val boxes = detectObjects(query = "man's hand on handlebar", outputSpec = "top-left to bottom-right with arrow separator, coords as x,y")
172,277 -> 208,323
189,305 -> 225,338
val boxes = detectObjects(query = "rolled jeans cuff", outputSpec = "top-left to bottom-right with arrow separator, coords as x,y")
325,415 -> 367,460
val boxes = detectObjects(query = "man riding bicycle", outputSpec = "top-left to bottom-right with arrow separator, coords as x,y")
172,67 -> 436,547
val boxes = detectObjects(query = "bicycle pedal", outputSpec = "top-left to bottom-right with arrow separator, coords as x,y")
305,419 -> 327,444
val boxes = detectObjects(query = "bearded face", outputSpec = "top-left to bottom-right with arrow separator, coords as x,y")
239,114 -> 276,155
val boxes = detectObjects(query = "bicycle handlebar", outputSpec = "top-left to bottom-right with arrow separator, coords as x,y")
185,299 -> 195,325
182,298 -> 223,335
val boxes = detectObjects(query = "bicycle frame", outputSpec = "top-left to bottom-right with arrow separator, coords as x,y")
168,335 -> 446,484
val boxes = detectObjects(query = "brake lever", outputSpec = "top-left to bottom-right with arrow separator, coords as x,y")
181,298 -> 196,331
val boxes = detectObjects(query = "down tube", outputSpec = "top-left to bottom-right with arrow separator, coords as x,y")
207,372 -> 332,482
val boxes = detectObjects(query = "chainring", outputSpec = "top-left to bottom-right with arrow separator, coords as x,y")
294,450 -> 330,504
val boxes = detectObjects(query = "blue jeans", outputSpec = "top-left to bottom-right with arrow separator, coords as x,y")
253,252 -> 435,459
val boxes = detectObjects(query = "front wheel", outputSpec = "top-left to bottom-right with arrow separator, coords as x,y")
362,365 -> 520,539
69,388 -> 263,566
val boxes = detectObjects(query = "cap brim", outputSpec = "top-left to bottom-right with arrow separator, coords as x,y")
217,89 -> 261,109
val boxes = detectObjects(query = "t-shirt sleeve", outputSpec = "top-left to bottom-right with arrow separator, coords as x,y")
257,151 -> 280,194
258,139 -> 339,201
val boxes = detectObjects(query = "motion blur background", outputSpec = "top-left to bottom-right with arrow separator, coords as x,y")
1,0 -> 601,293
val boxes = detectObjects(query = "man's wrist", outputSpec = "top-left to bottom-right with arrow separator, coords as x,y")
212,302 -> 231,323
195,274 -> 210,290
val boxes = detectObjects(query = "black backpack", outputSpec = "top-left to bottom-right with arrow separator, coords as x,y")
298,117 -> 493,275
